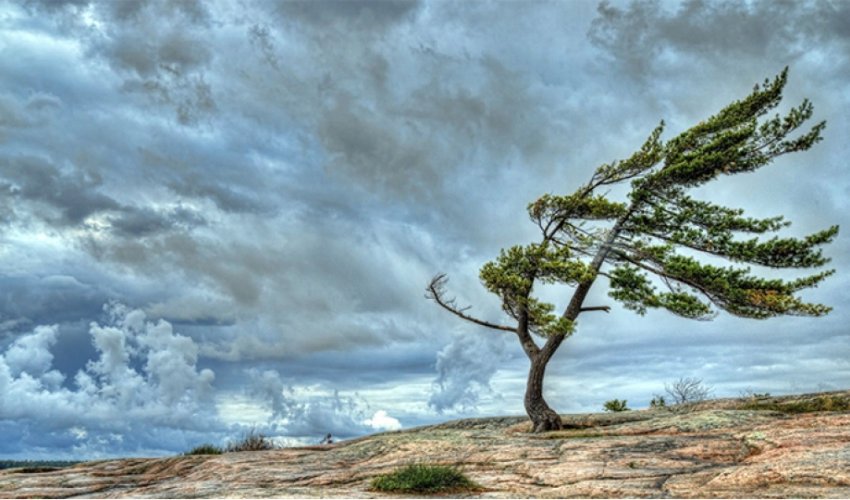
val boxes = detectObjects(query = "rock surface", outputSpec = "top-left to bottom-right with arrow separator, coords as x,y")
2,391 -> 849,498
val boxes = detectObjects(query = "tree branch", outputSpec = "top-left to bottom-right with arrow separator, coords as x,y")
426,274 -> 517,333
516,305 -> 541,359
609,250 -> 721,319
579,305 -> 611,314
539,213 -> 634,363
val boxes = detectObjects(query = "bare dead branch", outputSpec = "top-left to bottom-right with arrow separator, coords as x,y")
426,274 -> 517,333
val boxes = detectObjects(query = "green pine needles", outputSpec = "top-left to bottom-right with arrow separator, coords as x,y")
428,68 -> 837,432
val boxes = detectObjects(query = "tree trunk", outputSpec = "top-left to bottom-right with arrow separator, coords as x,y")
524,355 -> 562,432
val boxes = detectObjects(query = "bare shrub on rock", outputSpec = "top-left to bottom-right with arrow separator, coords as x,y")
665,377 -> 712,405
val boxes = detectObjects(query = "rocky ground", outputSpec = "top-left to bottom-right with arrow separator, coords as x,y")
2,390 -> 849,498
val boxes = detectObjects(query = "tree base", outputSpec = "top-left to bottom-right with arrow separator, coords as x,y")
530,410 -> 563,433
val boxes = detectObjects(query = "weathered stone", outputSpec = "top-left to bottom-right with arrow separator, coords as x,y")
1,390 -> 848,498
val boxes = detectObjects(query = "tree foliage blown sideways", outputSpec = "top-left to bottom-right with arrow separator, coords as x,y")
427,68 -> 838,432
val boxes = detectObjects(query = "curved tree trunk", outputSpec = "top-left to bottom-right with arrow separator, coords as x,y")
524,356 -> 563,432
522,215 -> 630,432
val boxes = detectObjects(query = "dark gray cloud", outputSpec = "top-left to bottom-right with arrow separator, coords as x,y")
0,276 -> 108,337
1,154 -> 120,226
0,153 -> 208,239
165,177 -> 270,214
108,206 -> 206,237
25,0 -> 217,124
274,0 -> 420,29
0,0 -> 847,457
589,0 -> 850,77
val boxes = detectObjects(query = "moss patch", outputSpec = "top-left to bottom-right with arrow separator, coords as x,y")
657,410 -> 775,432
741,395 -> 850,413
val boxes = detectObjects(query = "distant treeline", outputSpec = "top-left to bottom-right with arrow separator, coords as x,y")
0,460 -> 82,470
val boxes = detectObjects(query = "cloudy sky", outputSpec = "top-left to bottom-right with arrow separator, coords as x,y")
1,0 -> 848,459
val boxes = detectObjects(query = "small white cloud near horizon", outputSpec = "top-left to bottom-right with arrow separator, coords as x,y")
364,410 -> 402,431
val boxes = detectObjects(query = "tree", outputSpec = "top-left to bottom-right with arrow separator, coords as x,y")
427,68 -> 837,432
649,395 -> 666,408
665,377 -> 712,405
603,399 -> 630,412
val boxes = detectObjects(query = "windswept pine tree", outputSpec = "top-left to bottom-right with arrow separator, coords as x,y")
427,69 -> 837,432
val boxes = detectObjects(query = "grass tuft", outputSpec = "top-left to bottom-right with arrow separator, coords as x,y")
184,444 -> 223,455
370,464 -> 480,494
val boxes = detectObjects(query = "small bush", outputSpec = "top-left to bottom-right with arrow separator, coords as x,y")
649,395 -> 666,408
370,464 -> 480,493
185,444 -> 223,455
603,399 -> 630,412
226,429 -> 275,452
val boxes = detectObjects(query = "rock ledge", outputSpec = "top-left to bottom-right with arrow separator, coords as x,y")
2,390 -> 849,498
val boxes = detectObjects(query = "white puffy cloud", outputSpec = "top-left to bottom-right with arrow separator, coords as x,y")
0,303 -> 219,457
2,325 -> 60,380
0,303 -> 410,457
364,410 -> 402,432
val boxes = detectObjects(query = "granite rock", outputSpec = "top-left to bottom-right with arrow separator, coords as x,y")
1,391 -> 848,498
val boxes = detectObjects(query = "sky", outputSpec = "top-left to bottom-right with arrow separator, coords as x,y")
0,0 -> 848,459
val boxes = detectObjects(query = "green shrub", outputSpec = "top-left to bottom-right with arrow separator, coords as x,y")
370,464 -> 480,493
226,429 -> 275,452
603,399 -> 630,412
649,395 -> 666,408
185,444 -> 223,455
